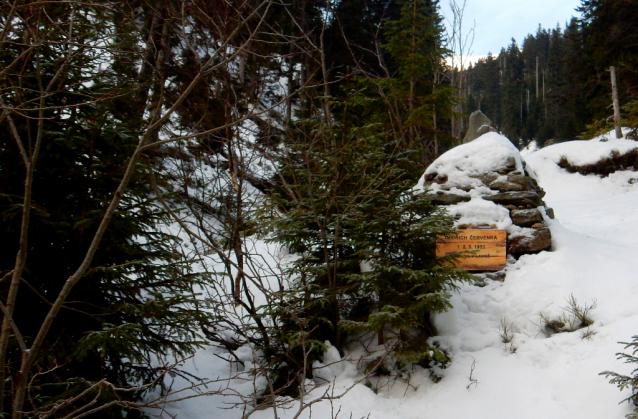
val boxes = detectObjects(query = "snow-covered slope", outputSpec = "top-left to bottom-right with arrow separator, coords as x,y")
159,132 -> 638,419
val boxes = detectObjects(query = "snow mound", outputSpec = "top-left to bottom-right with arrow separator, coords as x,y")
446,198 -> 513,230
530,128 -> 637,167
414,132 -> 548,237
415,132 -> 524,192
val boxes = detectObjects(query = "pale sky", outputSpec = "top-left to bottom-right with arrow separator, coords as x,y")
440,0 -> 583,57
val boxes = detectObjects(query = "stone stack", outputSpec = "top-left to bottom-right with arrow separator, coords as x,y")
415,132 -> 553,260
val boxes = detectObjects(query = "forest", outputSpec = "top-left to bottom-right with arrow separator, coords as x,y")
463,0 -> 638,146
0,0 -> 636,418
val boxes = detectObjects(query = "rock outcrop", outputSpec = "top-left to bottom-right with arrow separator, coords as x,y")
415,132 -> 553,266
463,110 -> 497,144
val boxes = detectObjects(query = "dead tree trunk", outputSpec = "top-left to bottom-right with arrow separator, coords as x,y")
536,56 -> 539,99
610,66 -> 623,139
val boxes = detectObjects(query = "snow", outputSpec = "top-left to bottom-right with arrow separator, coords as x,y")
447,198 -> 513,230
415,132 -> 534,232
520,139 -> 539,157
530,128 -> 637,167
154,130 -> 638,419
415,132 -> 524,192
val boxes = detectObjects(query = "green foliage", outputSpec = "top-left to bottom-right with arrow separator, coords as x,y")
0,1 -> 210,415
622,99 -> 638,139
384,0 -> 445,81
324,0 -> 400,78
579,97 -> 638,141
343,189 -> 471,364
1,122 -> 208,414
267,28 -> 470,382
579,0 -> 638,100
601,336 -> 638,418
580,117 -> 614,140
262,0 -> 471,387
268,123 -> 469,385
381,0 -> 457,163
464,1 -> 638,146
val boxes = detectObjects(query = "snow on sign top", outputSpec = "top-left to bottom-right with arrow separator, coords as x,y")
414,132 -> 524,192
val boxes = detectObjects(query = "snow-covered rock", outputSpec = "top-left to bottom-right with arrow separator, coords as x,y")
528,128 -> 637,167
416,132 -> 553,257
416,132 -> 525,192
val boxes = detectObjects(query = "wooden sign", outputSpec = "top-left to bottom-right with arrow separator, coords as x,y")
436,230 -> 507,271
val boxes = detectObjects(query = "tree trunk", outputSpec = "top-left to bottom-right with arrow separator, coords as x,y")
535,56 -> 539,99
610,66 -> 623,139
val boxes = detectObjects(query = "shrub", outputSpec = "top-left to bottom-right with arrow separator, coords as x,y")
538,294 -> 596,337
558,149 -> 638,177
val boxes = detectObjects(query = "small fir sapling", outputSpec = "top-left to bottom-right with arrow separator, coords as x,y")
600,336 -> 638,418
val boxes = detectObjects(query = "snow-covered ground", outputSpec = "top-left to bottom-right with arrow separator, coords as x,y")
158,131 -> 638,419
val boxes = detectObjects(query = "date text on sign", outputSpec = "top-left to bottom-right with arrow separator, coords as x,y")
436,230 -> 507,271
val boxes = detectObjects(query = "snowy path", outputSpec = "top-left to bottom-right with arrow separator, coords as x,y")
405,141 -> 638,419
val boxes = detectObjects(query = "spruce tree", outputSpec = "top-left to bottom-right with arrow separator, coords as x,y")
265,0 -> 471,388
382,0 -> 457,163
601,336 -> 638,419
268,95 -> 470,385
499,39 -> 525,143
469,54 -> 501,127
324,0 -> 401,79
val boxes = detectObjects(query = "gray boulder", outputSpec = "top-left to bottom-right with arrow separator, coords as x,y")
489,174 -> 535,192
489,180 -> 526,192
469,173 -> 499,185
463,110 -> 496,143
483,191 -> 543,207
510,208 -> 544,227
428,191 -> 471,206
508,224 -> 552,255
493,156 -> 519,175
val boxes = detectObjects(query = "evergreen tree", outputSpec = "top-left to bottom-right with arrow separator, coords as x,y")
499,39 -> 525,143
382,0 -> 456,162
464,19 -> 593,144
558,19 -> 590,138
578,0 -> 638,137
0,1 -> 246,415
324,0 -> 401,79
264,0 -> 471,389
601,335 -> 638,419
468,54 -> 501,127
267,92 -> 470,386
579,0 -> 638,98
462,2 -> 638,144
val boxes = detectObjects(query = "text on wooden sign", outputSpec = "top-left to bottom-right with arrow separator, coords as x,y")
436,229 -> 507,271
